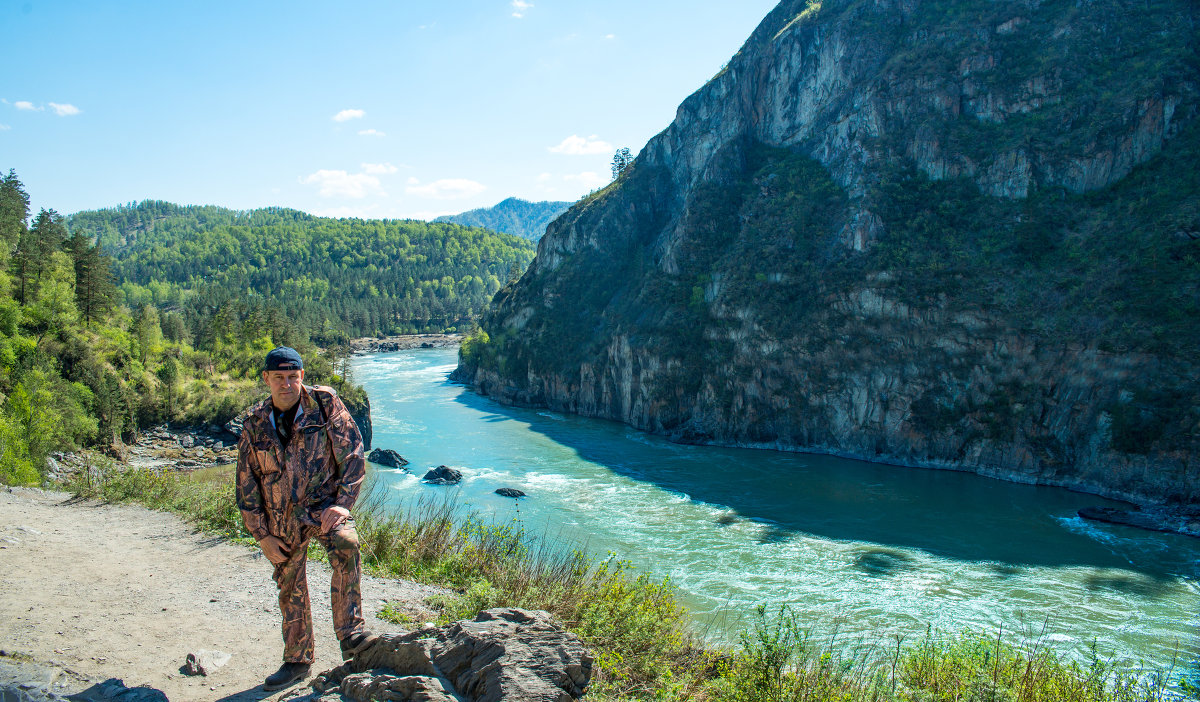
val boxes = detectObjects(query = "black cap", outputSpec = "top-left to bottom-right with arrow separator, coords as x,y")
264,346 -> 304,371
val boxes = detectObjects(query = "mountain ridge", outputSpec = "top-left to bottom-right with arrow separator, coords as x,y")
434,197 -> 572,241
455,0 -> 1200,508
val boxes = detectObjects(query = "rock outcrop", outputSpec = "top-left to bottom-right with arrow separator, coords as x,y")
303,608 -> 592,702
455,0 -> 1200,509
368,449 -> 409,469
423,466 -> 463,486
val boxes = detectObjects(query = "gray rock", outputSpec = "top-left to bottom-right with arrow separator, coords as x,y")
178,436 -> 194,449
423,466 -> 463,485
494,488 -> 526,498
308,608 -> 591,702
225,414 -> 247,439
91,678 -> 169,701
181,649 -> 231,676
368,449 -> 410,469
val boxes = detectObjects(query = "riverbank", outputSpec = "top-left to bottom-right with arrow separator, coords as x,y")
0,487 -> 445,702
11,467 -> 1193,702
349,333 -> 463,355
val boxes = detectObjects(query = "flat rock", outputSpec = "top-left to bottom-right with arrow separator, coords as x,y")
494,488 -> 526,498
305,608 -> 591,702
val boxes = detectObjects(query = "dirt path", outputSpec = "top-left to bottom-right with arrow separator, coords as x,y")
0,487 -> 446,701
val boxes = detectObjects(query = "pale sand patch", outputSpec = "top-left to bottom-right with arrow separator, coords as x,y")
0,487 -> 445,701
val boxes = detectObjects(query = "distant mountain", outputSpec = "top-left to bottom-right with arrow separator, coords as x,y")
435,198 -> 571,241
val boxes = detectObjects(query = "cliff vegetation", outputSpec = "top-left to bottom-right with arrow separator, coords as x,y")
457,0 -> 1200,508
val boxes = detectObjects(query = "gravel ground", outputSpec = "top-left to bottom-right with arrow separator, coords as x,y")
0,487 -> 448,701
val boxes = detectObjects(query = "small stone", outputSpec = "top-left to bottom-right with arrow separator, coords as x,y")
182,650 -> 232,676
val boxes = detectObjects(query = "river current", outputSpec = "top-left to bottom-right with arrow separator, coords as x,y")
352,348 -> 1199,678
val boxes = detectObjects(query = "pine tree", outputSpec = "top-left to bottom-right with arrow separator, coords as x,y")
0,170 -> 31,262
66,232 -> 118,326
611,147 -> 633,180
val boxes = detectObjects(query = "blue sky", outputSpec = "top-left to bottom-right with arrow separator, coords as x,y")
2,1 -> 779,220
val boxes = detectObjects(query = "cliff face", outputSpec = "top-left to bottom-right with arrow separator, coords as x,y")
456,0 -> 1200,507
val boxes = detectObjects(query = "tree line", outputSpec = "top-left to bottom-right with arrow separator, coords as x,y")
0,171 -> 370,485
69,200 -> 537,341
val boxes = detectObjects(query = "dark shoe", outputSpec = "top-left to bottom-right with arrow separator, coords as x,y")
339,631 -> 379,661
263,662 -> 310,691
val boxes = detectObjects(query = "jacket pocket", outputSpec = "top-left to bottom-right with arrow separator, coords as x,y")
251,440 -> 285,511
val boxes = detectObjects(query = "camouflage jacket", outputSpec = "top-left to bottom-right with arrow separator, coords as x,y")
236,384 -> 366,545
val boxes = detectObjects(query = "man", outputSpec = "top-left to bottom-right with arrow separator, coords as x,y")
236,346 -> 376,691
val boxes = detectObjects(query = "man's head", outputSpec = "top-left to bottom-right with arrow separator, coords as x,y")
262,347 -> 305,410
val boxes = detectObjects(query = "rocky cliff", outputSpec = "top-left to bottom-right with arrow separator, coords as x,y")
455,0 -> 1200,508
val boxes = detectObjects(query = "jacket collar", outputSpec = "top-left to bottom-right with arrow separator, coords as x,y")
255,385 -> 321,430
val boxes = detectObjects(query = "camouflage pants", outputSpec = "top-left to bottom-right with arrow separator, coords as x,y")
272,521 -> 365,664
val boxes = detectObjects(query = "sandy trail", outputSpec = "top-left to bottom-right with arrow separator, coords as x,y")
0,487 -> 444,701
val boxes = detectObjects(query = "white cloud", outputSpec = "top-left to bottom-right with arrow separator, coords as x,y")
300,169 -> 383,199
511,0 -> 533,18
332,108 -> 365,122
604,34 -> 616,40
358,128 -> 386,137
564,171 -> 607,190
406,178 -> 487,200
14,101 -> 39,111
549,134 -> 613,155
0,124 -> 9,131
361,162 -> 398,175
48,102 -> 80,116
407,177 -> 421,185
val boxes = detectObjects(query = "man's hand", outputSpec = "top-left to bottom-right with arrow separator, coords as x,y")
259,536 -> 291,565
321,505 -> 350,534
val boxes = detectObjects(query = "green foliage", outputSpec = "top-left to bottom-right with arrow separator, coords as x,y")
433,197 -> 571,242
0,410 -> 38,485
897,627 -> 1175,702
4,367 -> 98,470
69,200 -> 536,338
351,484 -> 694,698
68,461 -> 246,539
0,169 -> 356,486
459,327 -> 492,368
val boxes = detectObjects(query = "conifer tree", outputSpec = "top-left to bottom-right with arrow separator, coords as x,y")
66,232 -> 117,326
0,170 -> 30,261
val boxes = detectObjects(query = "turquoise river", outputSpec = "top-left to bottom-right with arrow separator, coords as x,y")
352,348 -> 1199,681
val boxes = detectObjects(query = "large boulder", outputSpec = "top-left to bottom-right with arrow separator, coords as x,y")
422,466 -> 463,485
306,608 -> 592,702
368,449 -> 410,469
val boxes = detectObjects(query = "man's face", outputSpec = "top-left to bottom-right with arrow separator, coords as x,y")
263,369 -> 305,410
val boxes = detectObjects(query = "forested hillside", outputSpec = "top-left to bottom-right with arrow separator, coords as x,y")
0,172 -> 364,486
434,197 -> 571,241
70,201 -> 536,339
